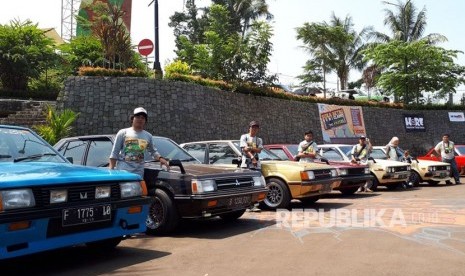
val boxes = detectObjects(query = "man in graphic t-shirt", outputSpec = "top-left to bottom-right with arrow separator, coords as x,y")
109,107 -> 170,178
240,121 -> 263,169
432,133 -> 461,185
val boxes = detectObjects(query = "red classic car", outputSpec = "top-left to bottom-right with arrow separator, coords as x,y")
417,145 -> 465,175
265,144 -> 373,195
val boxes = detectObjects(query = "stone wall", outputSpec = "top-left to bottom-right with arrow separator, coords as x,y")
56,77 -> 465,155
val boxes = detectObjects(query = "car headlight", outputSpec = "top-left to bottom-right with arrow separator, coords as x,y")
428,166 -> 436,172
446,166 -> 451,171
96,186 -> 111,199
0,189 -> 35,210
407,166 -> 411,171
191,179 -> 216,194
331,169 -> 338,177
300,171 -> 315,180
337,169 -> 347,176
364,167 -> 370,174
120,182 -> 143,198
253,176 -> 266,187
386,167 -> 394,173
50,189 -> 68,204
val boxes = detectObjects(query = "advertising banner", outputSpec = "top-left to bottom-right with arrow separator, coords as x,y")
317,104 -> 366,144
404,114 -> 426,132
448,112 -> 465,122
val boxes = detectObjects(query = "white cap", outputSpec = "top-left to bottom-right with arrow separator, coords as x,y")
133,107 -> 147,116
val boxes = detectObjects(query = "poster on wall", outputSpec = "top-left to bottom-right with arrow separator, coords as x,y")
317,104 -> 366,143
448,112 -> 465,122
404,114 -> 426,132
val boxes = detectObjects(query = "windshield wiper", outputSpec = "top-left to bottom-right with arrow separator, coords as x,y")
179,157 -> 197,162
14,153 -> 57,162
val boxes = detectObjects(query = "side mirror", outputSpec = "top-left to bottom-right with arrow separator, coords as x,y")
66,156 -> 74,163
368,157 -> 377,163
169,159 -> 186,174
320,157 -> 330,165
232,158 -> 241,167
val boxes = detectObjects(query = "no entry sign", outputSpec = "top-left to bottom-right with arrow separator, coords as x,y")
138,39 -> 154,56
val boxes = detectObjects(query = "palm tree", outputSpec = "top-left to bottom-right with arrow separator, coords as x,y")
370,0 -> 447,44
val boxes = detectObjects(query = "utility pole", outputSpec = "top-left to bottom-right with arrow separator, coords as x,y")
148,0 -> 163,78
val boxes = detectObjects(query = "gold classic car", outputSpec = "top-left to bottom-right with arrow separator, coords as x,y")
180,140 -> 342,209
373,146 -> 451,186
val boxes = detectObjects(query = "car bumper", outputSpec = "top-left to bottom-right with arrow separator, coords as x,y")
379,172 -> 411,183
174,188 -> 268,218
292,178 -> 342,198
0,198 -> 150,260
336,175 -> 374,190
423,171 -> 451,182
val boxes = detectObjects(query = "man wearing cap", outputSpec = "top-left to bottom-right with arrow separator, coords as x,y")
240,121 -> 263,169
109,107 -> 169,178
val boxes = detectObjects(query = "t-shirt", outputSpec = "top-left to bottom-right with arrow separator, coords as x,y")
385,145 -> 401,161
434,141 -> 455,160
351,144 -> 370,162
109,127 -> 161,177
298,140 -> 318,163
239,133 -> 263,169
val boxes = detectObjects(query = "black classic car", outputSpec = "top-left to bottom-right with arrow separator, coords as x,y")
54,135 -> 268,234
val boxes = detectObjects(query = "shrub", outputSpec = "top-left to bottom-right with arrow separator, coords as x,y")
77,66 -> 149,77
164,60 -> 191,78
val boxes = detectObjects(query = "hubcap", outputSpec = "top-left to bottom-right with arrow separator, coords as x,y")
265,183 -> 283,207
146,197 -> 164,230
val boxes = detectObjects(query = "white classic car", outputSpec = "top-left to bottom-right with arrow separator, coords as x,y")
372,146 -> 451,186
318,144 -> 411,190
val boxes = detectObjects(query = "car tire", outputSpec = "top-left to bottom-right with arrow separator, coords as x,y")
262,178 -> 291,209
86,237 -> 122,250
146,189 -> 179,235
410,171 -> 421,186
371,176 -> 379,191
220,209 -> 246,221
427,180 -> 439,186
339,187 -> 359,195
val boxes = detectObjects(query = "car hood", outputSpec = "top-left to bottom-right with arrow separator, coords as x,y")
262,160 -> 335,170
372,159 -> 408,167
0,162 -> 141,188
173,163 -> 261,177
413,160 -> 450,167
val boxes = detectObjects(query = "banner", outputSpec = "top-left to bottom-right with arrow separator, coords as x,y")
448,112 -> 465,122
317,104 -> 366,144
404,114 -> 426,132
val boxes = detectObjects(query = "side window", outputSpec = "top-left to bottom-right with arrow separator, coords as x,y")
183,144 -> 206,163
61,140 -> 87,165
87,140 -> 113,167
209,143 -> 238,164
269,148 -> 289,160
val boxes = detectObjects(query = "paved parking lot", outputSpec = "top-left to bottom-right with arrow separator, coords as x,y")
3,178 -> 465,276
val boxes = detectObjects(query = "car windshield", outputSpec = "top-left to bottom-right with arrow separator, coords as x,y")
151,137 -> 200,164
456,145 -> 465,155
339,146 -> 354,158
232,141 -> 283,161
0,127 -> 65,163
370,148 -> 388,160
286,145 -> 299,156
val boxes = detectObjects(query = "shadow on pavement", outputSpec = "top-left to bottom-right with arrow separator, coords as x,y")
1,244 -> 170,276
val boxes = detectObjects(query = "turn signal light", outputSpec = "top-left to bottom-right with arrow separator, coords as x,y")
8,221 -> 31,231
207,200 -> 218,207
140,180 -> 148,196
258,193 -> 266,200
128,206 -> 142,214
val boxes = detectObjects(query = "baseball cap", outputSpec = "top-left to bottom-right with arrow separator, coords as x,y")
133,107 -> 147,116
249,121 -> 259,127
359,135 -> 366,139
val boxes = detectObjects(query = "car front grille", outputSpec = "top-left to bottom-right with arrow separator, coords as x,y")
216,177 -> 254,190
393,166 -> 409,172
347,168 -> 365,175
32,183 -> 120,207
433,165 -> 449,171
313,169 -> 333,180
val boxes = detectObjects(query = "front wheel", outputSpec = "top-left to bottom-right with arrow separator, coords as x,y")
220,210 -> 246,222
410,171 -> 421,186
261,178 -> 291,209
370,177 -> 379,191
146,189 -> 179,235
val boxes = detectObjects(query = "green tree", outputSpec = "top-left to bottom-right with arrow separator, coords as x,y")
363,40 -> 465,104
34,105 -> 79,145
0,20 -> 58,91
59,35 -> 105,74
297,14 -> 370,91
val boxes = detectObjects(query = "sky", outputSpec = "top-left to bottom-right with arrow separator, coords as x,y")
1,0 -> 464,101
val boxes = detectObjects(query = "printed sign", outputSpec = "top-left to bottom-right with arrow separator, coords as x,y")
448,112 -> 465,122
318,104 -> 366,143
404,115 -> 426,132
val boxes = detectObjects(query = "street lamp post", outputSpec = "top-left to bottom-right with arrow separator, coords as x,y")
148,0 -> 162,78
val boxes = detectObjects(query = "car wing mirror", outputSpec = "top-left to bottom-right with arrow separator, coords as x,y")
232,157 -> 241,167
320,157 -> 330,165
66,156 -> 74,163
169,159 -> 186,174
368,157 -> 377,163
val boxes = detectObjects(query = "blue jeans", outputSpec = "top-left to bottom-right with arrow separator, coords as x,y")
442,158 -> 460,183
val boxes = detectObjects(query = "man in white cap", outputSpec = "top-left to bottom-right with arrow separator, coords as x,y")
109,107 -> 169,178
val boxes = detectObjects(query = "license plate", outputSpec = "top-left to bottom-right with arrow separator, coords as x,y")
62,204 -> 111,226
226,196 -> 252,208
319,183 -> 332,193
396,174 -> 407,179
437,172 -> 447,178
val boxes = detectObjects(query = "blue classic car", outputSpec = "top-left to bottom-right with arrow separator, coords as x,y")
0,125 -> 150,260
